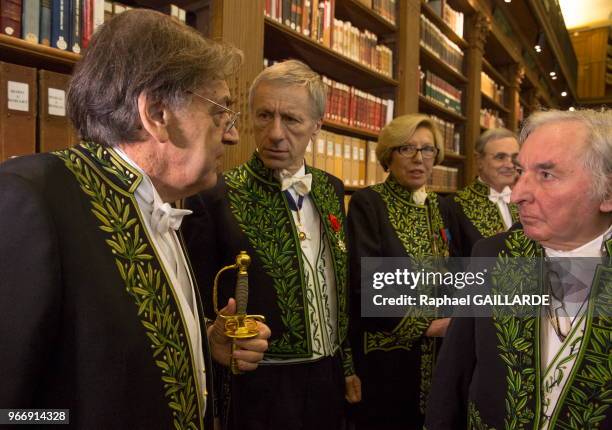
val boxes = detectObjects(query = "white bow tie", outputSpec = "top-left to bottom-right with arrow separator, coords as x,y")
489,187 -> 512,204
280,171 -> 312,196
151,201 -> 192,235
412,187 -> 428,205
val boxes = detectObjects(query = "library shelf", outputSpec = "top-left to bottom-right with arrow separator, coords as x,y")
420,1 -> 468,50
264,17 -> 398,92
334,0 -> 397,36
482,57 -> 510,88
419,95 -> 467,123
323,119 -> 380,140
0,34 -> 79,73
419,45 -> 468,86
481,92 -> 510,114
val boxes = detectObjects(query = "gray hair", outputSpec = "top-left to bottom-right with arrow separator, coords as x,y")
249,59 -> 326,120
475,128 -> 518,155
68,9 -> 243,146
519,109 -> 612,200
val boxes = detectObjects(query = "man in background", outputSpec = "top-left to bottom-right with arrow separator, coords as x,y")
447,128 -> 520,256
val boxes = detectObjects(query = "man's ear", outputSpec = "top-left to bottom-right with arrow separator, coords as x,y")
137,92 -> 169,143
600,176 -> 612,213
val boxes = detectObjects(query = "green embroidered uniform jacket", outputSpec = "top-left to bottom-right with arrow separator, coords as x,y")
0,143 -> 214,430
425,227 -> 611,430
183,154 -> 354,375
448,180 -> 519,257
346,175 -> 454,428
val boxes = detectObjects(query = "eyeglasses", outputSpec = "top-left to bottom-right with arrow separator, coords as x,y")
189,91 -> 240,133
395,144 -> 438,159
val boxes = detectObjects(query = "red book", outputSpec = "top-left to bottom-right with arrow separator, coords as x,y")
1,0 -> 22,37
82,0 -> 93,49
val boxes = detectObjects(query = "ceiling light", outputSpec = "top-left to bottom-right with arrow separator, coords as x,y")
569,107 -> 575,111
534,32 -> 545,53
561,91 -> 567,97
504,0 -> 511,3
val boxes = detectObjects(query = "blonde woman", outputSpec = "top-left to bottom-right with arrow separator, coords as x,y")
347,114 -> 455,430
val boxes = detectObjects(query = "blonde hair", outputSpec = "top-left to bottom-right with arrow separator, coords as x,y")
376,114 -> 444,170
249,59 -> 326,120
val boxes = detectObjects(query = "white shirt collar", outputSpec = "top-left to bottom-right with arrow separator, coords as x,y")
113,147 -> 192,233
275,163 -> 306,182
545,224 -> 612,258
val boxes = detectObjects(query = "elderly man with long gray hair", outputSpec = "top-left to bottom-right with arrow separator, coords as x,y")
0,9 -> 270,429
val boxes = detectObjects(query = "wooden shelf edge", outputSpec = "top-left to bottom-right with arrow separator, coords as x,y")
576,96 -> 612,106
420,1 -> 468,50
420,46 -> 468,85
481,92 -> 510,113
419,95 -> 467,122
323,119 -> 380,139
264,17 -> 398,87
444,152 -> 466,160
481,57 -> 510,88
338,0 -> 398,34
0,34 -> 80,67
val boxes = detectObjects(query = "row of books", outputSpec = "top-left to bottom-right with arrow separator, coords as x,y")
322,75 -> 394,132
1,0 -> 187,54
265,0 -> 332,45
481,72 -> 505,105
305,129 -> 387,187
0,61 -> 78,162
480,108 -> 506,129
420,15 -> 464,74
355,0 -> 396,26
1,0 -> 104,52
429,114 -> 461,155
264,0 -> 394,78
332,18 -> 393,77
425,0 -> 464,38
427,165 -> 459,192
420,70 -> 463,115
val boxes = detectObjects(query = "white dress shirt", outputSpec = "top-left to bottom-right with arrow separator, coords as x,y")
539,224 -> 612,429
262,164 -> 338,364
480,178 -> 513,229
114,148 -> 208,414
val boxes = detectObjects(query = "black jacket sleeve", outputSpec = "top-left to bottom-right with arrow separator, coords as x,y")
0,172 -> 62,407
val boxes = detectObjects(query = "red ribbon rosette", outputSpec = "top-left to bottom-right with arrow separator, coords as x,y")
328,214 -> 341,232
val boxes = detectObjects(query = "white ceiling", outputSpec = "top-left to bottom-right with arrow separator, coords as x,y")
559,0 -> 612,29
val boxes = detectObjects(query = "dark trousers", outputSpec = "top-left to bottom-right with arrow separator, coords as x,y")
228,356 -> 345,430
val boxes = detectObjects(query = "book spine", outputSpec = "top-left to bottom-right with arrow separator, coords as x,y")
51,0 -> 70,50
70,0 -> 81,53
81,0 -> 92,48
22,0 -> 40,43
39,0 -> 51,45
1,0 -> 22,37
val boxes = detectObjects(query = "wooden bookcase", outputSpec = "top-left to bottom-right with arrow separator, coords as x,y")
1,0 -> 570,192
